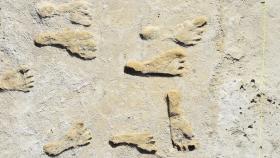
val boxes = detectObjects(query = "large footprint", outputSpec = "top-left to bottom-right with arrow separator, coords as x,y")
36,0 -> 93,26
109,132 -> 157,154
34,28 -> 97,60
0,66 -> 34,92
125,48 -> 187,77
43,122 -> 92,156
172,16 -> 207,47
166,90 -> 199,151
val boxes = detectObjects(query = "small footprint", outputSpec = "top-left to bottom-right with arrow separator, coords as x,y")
171,16 -> 207,47
166,90 -> 199,151
125,48 -> 187,77
109,132 -> 157,154
139,26 -> 160,40
36,0 -> 93,26
0,66 -> 34,92
34,28 -> 97,60
43,122 -> 92,156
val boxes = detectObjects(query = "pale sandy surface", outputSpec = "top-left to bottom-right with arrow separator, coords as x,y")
0,0 -> 279,158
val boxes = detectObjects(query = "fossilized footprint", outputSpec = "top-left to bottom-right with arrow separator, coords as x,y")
43,122 -> 92,156
125,48 -> 187,77
36,0 -> 93,26
171,16 -> 207,47
139,26 -> 161,40
34,29 -> 97,60
0,66 -> 34,92
166,90 -> 199,151
109,133 -> 157,154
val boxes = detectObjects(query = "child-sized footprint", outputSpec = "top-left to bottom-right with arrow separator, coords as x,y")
166,90 -> 199,151
171,16 -> 208,47
125,48 -> 187,77
34,28 -> 97,60
36,0 -> 93,26
0,66 -> 34,92
43,122 -> 92,156
109,132 -> 157,154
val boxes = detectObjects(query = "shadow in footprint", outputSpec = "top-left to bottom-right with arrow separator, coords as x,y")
172,39 -> 195,48
124,66 -> 180,77
109,141 -> 156,154
45,146 -> 74,157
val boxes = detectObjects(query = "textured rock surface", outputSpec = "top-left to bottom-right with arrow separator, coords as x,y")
0,0 -> 279,158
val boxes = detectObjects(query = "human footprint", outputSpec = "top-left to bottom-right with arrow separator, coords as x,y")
172,16 -> 207,47
43,122 -> 92,156
36,0 -> 93,26
109,132 -> 157,154
34,28 -> 97,60
0,66 -> 34,92
125,48 -> 187,77
166,90 -> 199,151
